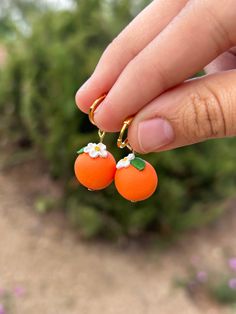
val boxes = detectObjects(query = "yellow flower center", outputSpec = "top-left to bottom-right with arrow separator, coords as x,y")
123,157 -> 128,161
95,146 -> 100,152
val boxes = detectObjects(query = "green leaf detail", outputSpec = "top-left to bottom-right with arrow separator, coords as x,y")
77,147 -> 85,155
130,157 -> 146,171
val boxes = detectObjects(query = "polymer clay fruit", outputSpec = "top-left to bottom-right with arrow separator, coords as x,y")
115,153 -> 158,202
74,142 -> 116,190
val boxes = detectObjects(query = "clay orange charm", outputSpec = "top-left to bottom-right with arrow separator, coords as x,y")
115,153 -> 158,202
74,142 -> 116,190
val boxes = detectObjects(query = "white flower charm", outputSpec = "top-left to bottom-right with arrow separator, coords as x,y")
116,153 -> 135,169
84,142 -> 108,158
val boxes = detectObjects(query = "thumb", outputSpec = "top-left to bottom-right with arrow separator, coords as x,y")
128,70 -> 236,153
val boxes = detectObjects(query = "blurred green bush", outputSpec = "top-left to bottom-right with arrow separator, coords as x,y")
1,0 -> 236,240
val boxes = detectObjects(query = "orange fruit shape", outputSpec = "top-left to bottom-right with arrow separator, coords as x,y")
74,152 -> 116,190
115,161 -> 158,201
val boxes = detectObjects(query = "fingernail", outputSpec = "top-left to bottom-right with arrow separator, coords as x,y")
138,118 -> 174,152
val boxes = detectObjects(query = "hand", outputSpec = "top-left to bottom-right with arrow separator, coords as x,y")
75,0 -> 236,153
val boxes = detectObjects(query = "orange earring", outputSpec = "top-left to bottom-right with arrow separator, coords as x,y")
115,117 -> 158,202
74,95 -> 116,191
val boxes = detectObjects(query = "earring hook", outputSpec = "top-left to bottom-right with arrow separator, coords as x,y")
117,117 -> 134,151
89,94 -> 106,125
89,95 -> 106,143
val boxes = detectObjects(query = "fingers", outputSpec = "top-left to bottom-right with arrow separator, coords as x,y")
205,47 -> 236,74
92,0 -> 235,132
128,70 -> 236,153
75,0 -> 188,113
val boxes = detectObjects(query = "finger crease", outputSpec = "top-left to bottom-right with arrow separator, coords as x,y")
203,101 -> 215,136
204,83 -> 227,136
204,5 -> 233,52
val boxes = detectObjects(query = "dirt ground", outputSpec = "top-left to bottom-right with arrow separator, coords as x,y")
0,155 -> 236,314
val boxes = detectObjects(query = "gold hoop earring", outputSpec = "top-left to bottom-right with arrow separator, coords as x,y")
74,95 -> 116,191
117,117 -> 134,151
115,116 -> 158,202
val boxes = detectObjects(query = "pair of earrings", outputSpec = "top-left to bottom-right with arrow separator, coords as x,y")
74,95 -> 158,202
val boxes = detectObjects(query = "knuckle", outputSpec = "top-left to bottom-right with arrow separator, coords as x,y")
98,36 -> 123,67
100,39 -> 117,61
100,35 -> 136,67
127,56 -> 170,96
182,89 -> 227,141
195,0 -> 234,49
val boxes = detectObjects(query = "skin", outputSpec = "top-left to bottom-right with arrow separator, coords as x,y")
76,0 -> 236,154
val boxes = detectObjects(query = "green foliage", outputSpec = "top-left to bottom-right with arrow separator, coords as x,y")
176,261 -> 236,307
0,16 -> 16,38
210,281 -> 236,305
1,0 -> 236,239
34,196 -> 55,214
68,203 -> 105,238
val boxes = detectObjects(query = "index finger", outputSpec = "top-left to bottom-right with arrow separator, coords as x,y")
94,0 -> 235,132
75,0 -> 188,113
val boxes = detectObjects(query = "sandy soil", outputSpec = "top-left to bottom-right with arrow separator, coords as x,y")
0,156 -> 236,314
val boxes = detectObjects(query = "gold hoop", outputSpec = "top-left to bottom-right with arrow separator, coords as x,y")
89,95 -> 106,126
117,117 -> 134,151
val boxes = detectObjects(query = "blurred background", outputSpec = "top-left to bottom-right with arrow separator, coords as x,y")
1,0 -> 236,313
